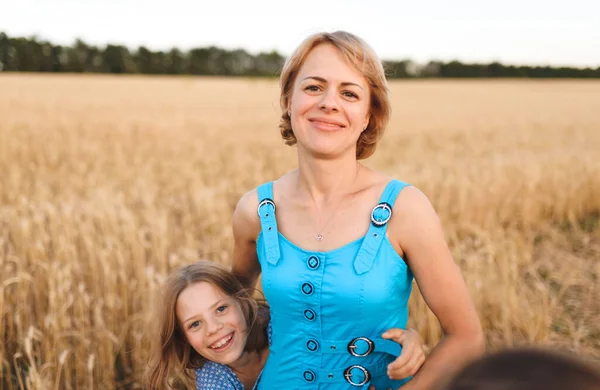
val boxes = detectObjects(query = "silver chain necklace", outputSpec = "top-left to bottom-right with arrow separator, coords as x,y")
314,202 -> 344,241
313,165 -> 361,242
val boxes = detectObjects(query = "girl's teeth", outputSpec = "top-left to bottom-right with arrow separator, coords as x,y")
212,334 -> 232,349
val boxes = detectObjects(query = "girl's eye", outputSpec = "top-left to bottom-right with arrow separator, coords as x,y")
217,305 -> 228,313
189,320 -> 201,329
343,91 -> 358,99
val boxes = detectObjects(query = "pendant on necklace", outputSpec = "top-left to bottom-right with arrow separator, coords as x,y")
316,234 -> 323,242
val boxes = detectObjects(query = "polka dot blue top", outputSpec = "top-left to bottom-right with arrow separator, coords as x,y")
195,361 -> 244,390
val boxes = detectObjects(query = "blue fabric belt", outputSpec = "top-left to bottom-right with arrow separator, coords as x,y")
319,337 -> 402,357
301,359 -> 391,388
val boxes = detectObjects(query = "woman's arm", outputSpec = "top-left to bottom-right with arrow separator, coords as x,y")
231,189 -> 262,289
389,187 -> 485,390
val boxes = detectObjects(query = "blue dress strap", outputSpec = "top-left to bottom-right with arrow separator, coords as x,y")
256,182 -> 281,266
379,179 -> 410,208
353,180 -> 411,275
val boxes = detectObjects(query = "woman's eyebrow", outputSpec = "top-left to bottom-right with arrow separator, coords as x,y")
301,76 -> 363,90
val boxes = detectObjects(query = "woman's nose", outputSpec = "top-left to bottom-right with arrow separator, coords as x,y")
319,89 -> 339,112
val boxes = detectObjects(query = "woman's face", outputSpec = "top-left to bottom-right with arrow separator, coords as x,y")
289,43 -> 371,159
176,282 -> 248,366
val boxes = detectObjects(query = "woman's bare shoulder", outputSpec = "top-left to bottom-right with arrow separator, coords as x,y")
394,185 -> 436,220
232,187 -> 261,241
356,167 -> 391,196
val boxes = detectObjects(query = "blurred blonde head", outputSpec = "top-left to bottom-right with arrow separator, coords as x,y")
439,348 -> 600,390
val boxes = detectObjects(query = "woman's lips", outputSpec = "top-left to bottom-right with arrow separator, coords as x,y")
309,119 -> 345,131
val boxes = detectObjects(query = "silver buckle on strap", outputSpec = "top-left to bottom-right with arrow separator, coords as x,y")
344,365 -> 371,386
257,198 -> 276,217
370,202 -> 392,226
347,337 -> 374,357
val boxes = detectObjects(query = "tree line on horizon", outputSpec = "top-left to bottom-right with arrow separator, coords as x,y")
1,32 -> 599,78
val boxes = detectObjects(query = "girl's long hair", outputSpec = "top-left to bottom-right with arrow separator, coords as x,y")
145,260 -> 269,389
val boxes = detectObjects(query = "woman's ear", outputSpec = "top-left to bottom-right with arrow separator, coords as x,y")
362,115 -> 370,131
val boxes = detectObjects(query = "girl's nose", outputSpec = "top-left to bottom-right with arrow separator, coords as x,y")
205,318 -> 224,336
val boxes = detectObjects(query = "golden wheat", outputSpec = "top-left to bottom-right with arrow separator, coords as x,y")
0,74 -> 599,389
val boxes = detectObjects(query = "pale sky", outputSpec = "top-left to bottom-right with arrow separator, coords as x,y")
1,0 -> 599,67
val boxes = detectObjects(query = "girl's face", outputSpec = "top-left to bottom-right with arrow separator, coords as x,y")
176,282 -> 248,365
289,43 -> 371,159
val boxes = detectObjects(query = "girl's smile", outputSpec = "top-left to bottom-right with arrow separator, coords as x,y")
176,282 -> 248,366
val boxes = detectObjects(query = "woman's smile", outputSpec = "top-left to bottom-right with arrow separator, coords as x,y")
308,116 -> 346,131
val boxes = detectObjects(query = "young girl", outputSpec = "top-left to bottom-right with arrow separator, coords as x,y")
146,260 -> 426,389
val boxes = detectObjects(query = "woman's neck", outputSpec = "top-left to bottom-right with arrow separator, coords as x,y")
295,149 -> 362,203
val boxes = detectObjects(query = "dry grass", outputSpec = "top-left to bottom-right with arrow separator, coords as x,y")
0,74 -> 599,389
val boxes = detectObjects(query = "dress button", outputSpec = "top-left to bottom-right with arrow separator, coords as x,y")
301,282 -> 314,295
306,339 -> 319,352
307,255 -> 320,269
303,309 -> 316,321
303,369 -> 316,383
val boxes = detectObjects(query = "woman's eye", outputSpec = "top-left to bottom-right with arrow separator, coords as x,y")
189,320 -> 201,329
342,91 -> 358,99
217,305 -> 228,313
305,85 -> 321,92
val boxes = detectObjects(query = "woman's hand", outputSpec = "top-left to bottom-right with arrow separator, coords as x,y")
367,328 -> 426,390
383,328 -> 426,380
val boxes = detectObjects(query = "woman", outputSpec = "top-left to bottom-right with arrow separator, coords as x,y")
232,31 -> 484,389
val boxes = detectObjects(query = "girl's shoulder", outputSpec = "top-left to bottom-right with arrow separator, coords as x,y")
195,361 -> 243,390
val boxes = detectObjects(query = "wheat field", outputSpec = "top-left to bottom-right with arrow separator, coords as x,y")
0,74 -> 599,389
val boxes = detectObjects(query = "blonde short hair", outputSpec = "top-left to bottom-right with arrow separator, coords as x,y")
279,31 -> 390,160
